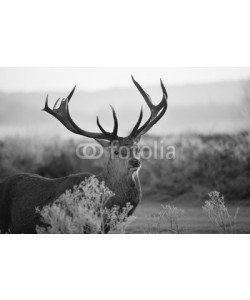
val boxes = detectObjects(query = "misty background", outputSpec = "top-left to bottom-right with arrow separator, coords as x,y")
0,67 -> 250,138
1,68 -> 250,233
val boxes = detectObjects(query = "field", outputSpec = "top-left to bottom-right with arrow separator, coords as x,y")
127,201 -> 250,234
0,130 -> 250,233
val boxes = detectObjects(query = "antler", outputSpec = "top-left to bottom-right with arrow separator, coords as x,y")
129,76 -> 168,138
42,86 -> 119,141
43,77 -> 168,142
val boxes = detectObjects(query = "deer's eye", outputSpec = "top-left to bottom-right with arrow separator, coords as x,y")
114,150 -> 119,155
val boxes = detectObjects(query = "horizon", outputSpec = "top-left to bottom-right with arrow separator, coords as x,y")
0,67 -> 250,93
0,77 -> 248,95
0,77 -> 248,137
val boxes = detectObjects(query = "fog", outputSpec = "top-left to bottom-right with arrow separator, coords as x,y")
1,67 -> 250,92
0,68 -> 249,138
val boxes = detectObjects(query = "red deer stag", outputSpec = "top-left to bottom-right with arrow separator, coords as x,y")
0,76 -> 168,233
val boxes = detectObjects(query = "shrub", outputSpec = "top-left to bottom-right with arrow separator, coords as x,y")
36,176 -> 135,234
202,191 -> 239,233
0,136 -> 102,179
146,204 -> 185,233
157,204 -> 185,233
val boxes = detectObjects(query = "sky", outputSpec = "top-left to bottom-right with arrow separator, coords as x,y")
0,67 -> 250,92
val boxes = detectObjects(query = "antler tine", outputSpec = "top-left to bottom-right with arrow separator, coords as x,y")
53,98 -> 61,109
134,112 -> 153,137
131,75 -> 154,109
160,78 -> 168,99
110,105 -> 118,138
42,93 -> 80,135
67,85 -> 76,102
96,116 -> 109,136
138,95 -> 168,136
129,106 -> 143,137
130,77 -> 168,138
43,95 -> 48,111
155,78 -> 168,111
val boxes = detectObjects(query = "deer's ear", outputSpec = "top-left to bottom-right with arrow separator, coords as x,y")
95,139 -> 110,149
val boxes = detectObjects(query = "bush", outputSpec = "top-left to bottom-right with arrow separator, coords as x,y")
36,176 -> 135,234
0,136 -> 103,179
1,131 -> 250,205
146,204 -> 185,233
202,191 -> 239,233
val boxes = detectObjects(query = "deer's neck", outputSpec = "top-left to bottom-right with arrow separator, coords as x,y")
99,163 -> 142,210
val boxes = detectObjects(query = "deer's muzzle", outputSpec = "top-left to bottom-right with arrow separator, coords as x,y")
128,158 -> 141,169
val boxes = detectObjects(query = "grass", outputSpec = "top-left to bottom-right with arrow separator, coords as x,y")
126,200 -> 250,234
145,205 -> 185,233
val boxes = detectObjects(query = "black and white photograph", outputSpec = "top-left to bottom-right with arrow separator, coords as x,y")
1,67 -> 250,234
1,1 -> 249,300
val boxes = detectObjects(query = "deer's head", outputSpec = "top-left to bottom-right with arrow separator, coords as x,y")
43,76 -> 168,177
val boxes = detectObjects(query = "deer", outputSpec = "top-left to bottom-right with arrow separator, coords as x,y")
0,76 -> 168,233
